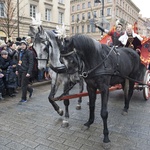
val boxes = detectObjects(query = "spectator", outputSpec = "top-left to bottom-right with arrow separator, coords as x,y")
0,50 -> 16,97
16,40 -> 34,103
26,36 -> 38,82
0,71 -> 4,100
95,19 -> 124,47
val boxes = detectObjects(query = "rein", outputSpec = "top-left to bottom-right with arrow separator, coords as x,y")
61,46 -> 115,78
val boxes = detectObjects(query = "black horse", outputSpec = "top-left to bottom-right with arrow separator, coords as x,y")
60,34 -> 145,145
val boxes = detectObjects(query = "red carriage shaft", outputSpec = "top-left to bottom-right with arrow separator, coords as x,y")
53,85 -> 122,101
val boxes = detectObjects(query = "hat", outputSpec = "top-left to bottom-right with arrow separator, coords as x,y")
20,40 -> 28,46
1,50 -> 8,55
16,37 -> 22,42
116,18 -> 124,27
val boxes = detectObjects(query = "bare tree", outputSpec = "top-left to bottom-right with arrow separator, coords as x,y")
0,0 -> 27,38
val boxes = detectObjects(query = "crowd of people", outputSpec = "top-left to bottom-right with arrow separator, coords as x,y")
0,36 -> 51,103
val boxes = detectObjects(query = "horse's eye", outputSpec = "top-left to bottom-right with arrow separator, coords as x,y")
69,59 -> 73,64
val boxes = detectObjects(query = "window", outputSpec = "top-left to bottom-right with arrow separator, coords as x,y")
107,8 -> 111,16
77,26 -> 79,33
82,13 -> 85,20
87,25 -> 90,33
82,3 -> 85,9
116,9 -> 118,16
0,2 -> 4,17
72,26 -> 74,34
88,2 -> 91,8
72,15 -> 74,22
30,4 -> 36,18
88,12 -> 91,19
45,8 -> 51,21
93,11 -> 97,18
91,25 -> 96,33
58,0 -> 64,4
107,0 -> 112,2
58,12 -> 64,24
77,14 -> 80,22
72,6 -> 74,12
100,9 -> 103,17
77,4 -> 80,10
82,25 -> 84,33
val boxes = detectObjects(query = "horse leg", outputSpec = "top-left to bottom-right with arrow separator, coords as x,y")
123,80 -> 134,115
76,78 -> 84,110
101,87 -> 110,144
84,86 -> 97,128
62,82 -> 70,127
48,84 -> 63,116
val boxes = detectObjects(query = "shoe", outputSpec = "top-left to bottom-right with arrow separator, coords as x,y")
29,89 -> 34,98
0,93 -> 4,100
9,94 -> 16,97
0,97 -> 4,100
19,99 -> 27,103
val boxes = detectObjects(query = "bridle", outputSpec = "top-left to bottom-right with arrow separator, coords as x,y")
34,31 -> 67,73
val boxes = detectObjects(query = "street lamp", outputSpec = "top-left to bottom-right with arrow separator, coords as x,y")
95,0 -> 104,35
95,0 -> 104,26
17,0 -> 19,37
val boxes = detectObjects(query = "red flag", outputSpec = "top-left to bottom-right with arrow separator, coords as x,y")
133,22 -> 138,34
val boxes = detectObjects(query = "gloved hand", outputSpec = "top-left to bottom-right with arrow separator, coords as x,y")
136,48 -> 141,55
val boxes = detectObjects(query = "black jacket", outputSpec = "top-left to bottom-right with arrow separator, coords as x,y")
0,56 -> 13,74
17,49 -> 34,75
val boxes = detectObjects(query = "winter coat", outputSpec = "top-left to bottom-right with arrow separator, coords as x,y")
16,49 -> 34,75
0,74 -> 4,91
0,56 -> 13,75
5,66 -> 17,88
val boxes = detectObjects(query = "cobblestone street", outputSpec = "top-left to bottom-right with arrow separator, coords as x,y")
0,83 -> 150,150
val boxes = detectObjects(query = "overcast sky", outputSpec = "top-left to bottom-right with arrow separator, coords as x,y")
132,0 -> 150,18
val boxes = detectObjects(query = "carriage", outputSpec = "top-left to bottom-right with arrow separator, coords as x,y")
29,18 -> 150,146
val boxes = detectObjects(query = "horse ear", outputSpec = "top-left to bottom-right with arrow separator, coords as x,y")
38,25 -> 45,35
28,26 -> 37,37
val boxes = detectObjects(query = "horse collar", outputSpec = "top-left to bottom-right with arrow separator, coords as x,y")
80,46 -> 115,78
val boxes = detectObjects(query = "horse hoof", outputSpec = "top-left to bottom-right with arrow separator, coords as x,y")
76,104 -> 81,110
102,142 -> 111,150
122,111 -> 128,116
61,120 -> 69,128
57,109 -> 63,116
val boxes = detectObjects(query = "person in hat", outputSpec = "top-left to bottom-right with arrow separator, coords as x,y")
16,40 -> 34,103
118,24 -> 143,54
95,19 -> 124,46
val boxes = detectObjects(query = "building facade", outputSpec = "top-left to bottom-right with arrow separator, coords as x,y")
0,0 -> 70,41
70,0 -> 147,40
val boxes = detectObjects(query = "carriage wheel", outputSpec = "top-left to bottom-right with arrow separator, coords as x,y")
143,70 -> 150,100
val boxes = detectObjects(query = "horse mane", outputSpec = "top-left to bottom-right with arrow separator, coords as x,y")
45,30 -> 56,41
71,34 -> 111,60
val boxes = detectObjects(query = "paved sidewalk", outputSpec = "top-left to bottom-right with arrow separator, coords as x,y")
0,83 -> 150,150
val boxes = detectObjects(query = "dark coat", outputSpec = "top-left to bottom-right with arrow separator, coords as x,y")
17,49 -> 34,75
0,56 -> 13,75
0,75 -> 4,91
5,66 -> 17,88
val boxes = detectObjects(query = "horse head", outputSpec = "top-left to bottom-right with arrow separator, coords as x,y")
60,37 -> 82,74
